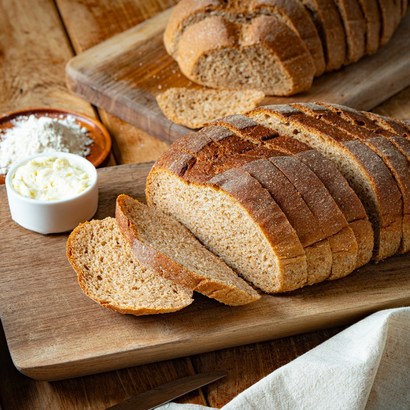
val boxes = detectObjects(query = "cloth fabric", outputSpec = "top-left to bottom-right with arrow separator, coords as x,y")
159,307 -> 410,410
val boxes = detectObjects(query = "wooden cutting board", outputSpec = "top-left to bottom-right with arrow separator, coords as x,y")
66,9 -> 410,143
1,162 -> 410,381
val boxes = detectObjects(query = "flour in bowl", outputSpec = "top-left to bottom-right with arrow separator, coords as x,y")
0,114 -> 93,174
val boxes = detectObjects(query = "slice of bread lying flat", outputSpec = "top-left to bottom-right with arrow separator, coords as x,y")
66,217 -> 194,315
156,87 -> 265,129
115,194 -> 261,306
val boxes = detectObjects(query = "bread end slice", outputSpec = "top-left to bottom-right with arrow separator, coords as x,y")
66,217 -> 194,316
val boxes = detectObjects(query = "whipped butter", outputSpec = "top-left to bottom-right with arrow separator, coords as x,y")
11,156 -> 91,201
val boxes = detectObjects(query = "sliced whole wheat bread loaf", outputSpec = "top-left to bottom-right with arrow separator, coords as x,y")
163,0 -> 406,97
247,104 -> 402,261
115,194 -> 260,306
164,0 -> 325,77
66,217 -> 194,315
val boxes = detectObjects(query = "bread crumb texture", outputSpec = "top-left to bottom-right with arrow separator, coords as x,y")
66,217 -> 193,316
156,87 -> 265,128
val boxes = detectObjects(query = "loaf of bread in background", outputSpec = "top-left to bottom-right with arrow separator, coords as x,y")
163,0 -> 406,96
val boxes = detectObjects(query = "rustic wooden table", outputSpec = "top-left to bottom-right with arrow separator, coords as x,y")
1,1 -> 410,409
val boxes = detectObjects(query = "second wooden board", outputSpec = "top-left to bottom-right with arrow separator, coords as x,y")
66,8 -> 410,143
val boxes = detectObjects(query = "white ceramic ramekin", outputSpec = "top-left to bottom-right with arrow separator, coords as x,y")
5,152 -> 99,234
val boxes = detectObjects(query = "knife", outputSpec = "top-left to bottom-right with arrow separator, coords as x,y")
106,371 -> 227,410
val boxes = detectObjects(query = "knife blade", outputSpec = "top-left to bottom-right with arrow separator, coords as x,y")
106,371 -> 227,410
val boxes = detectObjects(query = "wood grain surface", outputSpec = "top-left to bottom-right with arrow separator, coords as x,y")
1,0 -> 410,408
1,162 -> 409,382
66,9 -> 410,143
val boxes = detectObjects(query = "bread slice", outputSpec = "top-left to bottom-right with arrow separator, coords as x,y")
247,104 -> 402,261
378,0 -> 403,46
299,0 -> 346,71
295,150 -> 374,268
296,102 -> 410,254
146,162 -> 308,294
356,0 -> 382,54
176,15 -> 315,96
241,158 -> 333,285
115,194 -> 260,306
332,0 -> 366,63
156,87 -> 265,129
66,217 -> 194,315
250,0 -> 326,76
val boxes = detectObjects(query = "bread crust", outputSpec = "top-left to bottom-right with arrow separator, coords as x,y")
299,0 -> 346,71
242,158 -> 333,284
115,195 -> 260,306
333,0 -> 366,63
356,0 -> 382,54
164,0 -> 221,56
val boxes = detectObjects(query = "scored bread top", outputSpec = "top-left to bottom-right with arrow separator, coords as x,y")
66,217 -> 194,316
115,194 -> 261,306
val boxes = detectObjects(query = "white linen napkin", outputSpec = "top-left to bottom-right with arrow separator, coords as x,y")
159,307 -> 410,410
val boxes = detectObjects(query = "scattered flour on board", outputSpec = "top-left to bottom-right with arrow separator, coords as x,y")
0,114 -> 93,174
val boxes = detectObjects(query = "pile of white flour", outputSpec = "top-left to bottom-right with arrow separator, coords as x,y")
0,114 -> 93,174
